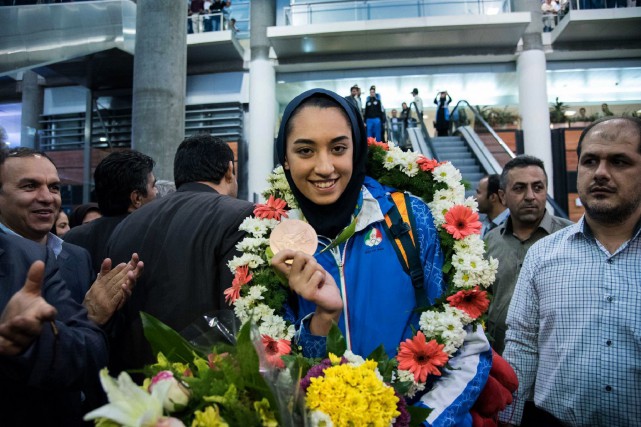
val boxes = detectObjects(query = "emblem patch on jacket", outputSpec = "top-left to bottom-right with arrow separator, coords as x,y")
364,228 -> 383,247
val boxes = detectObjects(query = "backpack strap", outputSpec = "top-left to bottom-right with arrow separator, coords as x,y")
382,192 -> 428,308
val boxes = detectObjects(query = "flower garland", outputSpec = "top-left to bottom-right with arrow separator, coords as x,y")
226,139 -> 498,396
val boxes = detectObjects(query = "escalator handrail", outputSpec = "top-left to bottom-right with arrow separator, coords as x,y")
450,100 -> 516,161
410,101 -> 439,161
450,100 -> 569,220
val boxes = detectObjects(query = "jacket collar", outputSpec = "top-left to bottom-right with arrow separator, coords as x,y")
177,182 -> 220,194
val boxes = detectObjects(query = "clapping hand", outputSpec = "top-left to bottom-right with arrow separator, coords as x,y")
83,253 -> 144,325
0,261 -> 57,356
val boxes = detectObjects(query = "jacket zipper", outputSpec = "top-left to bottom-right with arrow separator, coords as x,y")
329,239 -> 351,352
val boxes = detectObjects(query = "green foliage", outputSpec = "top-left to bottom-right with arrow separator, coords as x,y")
141,313 -> 281,426
249,268 -> 289,309
142,312 -> 205,362
366,145 -> 443,204
407,406 -> 433,427
326,323 -> 347,357
550,97 -> 569,123
474,105 -> 519,127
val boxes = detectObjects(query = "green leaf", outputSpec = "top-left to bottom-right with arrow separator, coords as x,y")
407,406 -> 433,427
319,217 -> 357,254
366,345 -> 389,364
326,324 -> 347,357
391,380 -> 412,395
141,312 -> 204,363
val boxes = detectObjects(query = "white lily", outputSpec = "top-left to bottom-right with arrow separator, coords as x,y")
84,368 -> 171,427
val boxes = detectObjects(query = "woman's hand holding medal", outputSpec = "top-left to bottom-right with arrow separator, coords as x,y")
270,220 -> 342,336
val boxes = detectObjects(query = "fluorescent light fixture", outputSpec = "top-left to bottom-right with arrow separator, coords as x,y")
99,137 -> 107,142
564,110 -> 576,117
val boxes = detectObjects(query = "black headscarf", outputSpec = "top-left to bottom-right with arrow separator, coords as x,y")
275,89 -> 368,238
69,203 -> 100,228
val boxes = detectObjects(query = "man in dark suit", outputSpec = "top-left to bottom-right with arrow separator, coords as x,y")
64,150 -> 158,275
107,134 -> 255,373
0,231 -> 107,426
0,148 -> 142,326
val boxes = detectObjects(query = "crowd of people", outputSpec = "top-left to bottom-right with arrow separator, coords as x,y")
1,86 -> 640,425
541,0 -> 639,32
344,84 -> 454,146
188,0 -> 236,34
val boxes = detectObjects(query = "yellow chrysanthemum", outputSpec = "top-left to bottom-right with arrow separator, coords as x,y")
191,405 -> 229,427
328,352 -> 342,365
305,363 -> 399,427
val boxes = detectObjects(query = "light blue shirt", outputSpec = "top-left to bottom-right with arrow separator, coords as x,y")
480,207 -> 509,238
500,216 -> 641,426
0,222 -> 63,257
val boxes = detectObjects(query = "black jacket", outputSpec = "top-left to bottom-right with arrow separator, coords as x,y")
106,183 -> 254,373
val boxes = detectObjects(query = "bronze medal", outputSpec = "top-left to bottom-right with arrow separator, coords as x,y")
269,219 -> 318,261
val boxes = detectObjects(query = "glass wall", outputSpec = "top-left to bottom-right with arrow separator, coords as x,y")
284,0 -> 511,26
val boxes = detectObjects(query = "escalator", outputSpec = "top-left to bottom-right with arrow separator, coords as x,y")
406,100 -> 568,218
431,135 -> 485,198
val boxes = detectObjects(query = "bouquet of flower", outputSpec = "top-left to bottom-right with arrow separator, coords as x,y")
85,313 -> 294,427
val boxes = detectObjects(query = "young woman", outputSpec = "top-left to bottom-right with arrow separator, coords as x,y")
52,210 -> 70,237
271,89 -> 491,426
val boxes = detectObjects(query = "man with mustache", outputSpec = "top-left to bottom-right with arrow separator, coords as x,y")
484,155 -> 572,356
499,117 -> 641,426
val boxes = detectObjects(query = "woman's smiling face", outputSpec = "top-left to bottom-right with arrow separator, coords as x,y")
285,106 -> 354,205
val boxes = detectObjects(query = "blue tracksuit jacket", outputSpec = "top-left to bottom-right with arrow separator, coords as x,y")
295,176 -> 492,427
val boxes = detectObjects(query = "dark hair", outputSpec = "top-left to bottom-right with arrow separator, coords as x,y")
174,134 -> 234,189
285,95 -> 351,137
577,116 -> 641,158
69,203 -> 101,228
0,147 -> 56,190
486,174 -> 501,196
94,150 -> 155,216
500,155 -> 547,190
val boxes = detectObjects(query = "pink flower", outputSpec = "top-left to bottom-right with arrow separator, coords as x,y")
253,195 -> 288,221
149,371 -> 190,412
261,335 -> 291,368
443,205 -> 482,239
224,266 -> 252,305
367,137 -> 389,151
397,332 -> 448,383
447,286 -> 490,319
207,352 -> 229,370
416,155 -> 440,172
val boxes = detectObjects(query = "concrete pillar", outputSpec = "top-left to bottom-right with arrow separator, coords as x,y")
514,0 -> 554,193
20,70 -> 43,149
247,0 -> 277,202
131,0 -> 187,181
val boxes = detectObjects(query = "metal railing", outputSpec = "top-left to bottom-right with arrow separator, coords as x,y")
409,100 -> 438,159
284,0 -> 511,26
449,100 -> 569,218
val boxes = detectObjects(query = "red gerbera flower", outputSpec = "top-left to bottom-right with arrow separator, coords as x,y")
443,205 -> 482,239
416,155 -> 439,172
397,331 -> 448,383
447,286 -> 490,319
261,335 -> 291,369
253,195 -> 289,221
367,137 -> 389,151
223,266 -> 252,304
